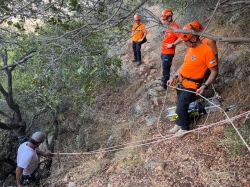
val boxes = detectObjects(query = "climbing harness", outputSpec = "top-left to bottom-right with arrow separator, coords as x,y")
178,73 -> 203,87
170,75 -> 179,88
171,74 -> 201,90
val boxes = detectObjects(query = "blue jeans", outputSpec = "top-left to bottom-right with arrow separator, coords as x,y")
161,54 -> 174,85
176,88 -> 196,130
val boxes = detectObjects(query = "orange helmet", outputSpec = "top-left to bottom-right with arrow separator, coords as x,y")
180,21 -> 203,41
189,21 -> 204,31
161,9 -> 173,20
134,14 -> 140,21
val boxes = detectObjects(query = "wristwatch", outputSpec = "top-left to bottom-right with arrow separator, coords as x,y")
172,43 -> 175,47
202,83 -> 208,88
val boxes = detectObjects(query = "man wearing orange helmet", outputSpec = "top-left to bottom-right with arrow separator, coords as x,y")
16,132 -> 52,187
160,8 -> 181,89
189,21 -> 219,82
131,14 -> 147,66
166,21 -> 218,137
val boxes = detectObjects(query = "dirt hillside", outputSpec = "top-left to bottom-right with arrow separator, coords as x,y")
45,5 -> 250,187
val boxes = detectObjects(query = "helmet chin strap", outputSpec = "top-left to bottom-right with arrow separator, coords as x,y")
188,36 -> 198,47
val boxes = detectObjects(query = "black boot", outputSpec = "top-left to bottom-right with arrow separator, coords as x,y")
161,82 -> 167,89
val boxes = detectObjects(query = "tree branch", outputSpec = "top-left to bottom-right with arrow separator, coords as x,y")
0,51 -> 35,71
166,26 -> 250,43
220,0 -> 250,8
0,110 -> 13,122
142,3 -> 250,44
0,121 -> 25,130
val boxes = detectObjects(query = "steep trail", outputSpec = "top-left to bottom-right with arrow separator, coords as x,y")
47,5 -> 250,187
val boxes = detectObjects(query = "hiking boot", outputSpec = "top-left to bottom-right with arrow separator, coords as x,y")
174,129 -> 188,138
161,82 -> 167,89
161,84 -> 167,89
137,61 -> 141,66
168,125 -> 180,134
132,59 -> 137,62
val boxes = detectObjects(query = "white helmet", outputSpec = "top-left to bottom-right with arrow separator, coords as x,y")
31,132 -> 45,143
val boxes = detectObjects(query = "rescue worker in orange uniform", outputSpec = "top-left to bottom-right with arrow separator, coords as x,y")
160,9 -> 181,89
190,21 -> 219,81
167,21 -> 219,137
131,14 -> 147,66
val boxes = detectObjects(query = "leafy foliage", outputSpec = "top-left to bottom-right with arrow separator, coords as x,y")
11,24 -> 122,116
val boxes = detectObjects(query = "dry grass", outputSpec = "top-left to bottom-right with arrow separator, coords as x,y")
48,155 -> 106,186
111,125 -> 149,169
